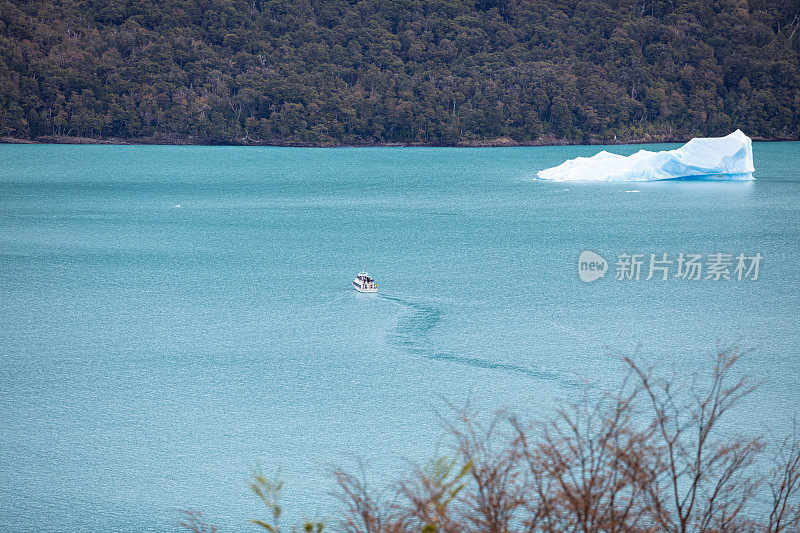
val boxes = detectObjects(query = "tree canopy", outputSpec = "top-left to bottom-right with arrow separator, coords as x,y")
1,0 -> 798,145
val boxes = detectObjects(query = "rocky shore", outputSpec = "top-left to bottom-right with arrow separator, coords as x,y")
1,133 -> 784,147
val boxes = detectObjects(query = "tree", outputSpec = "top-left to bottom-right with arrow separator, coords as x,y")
2,0 -> 798,144
626,346 -> 764,532
183,345 -> 800,532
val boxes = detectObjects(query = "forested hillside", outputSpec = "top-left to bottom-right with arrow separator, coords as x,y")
1,0 -> 798,145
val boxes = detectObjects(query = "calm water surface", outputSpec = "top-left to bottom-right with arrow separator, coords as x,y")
1,142 -> 799,531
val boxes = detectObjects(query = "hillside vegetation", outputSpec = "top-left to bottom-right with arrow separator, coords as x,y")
1,0 -> 798,145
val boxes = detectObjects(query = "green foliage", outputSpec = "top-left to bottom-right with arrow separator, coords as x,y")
248,469 -> 325,533
419,456 -> 471,532
2,0 -> 797,144
296,521 -> 324,533
248,469 -> 284,532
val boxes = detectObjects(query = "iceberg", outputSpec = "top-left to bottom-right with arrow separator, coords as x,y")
537,130 -> 754,182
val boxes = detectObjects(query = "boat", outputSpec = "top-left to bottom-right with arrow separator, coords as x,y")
353,271 -> 377,293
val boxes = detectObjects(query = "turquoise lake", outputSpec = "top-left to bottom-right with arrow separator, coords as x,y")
1,142 -> 799,531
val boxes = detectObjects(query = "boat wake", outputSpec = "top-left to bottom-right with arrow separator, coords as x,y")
379,294 -> 575,385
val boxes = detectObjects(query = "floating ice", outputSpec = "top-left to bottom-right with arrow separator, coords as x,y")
537,130 -> 754,182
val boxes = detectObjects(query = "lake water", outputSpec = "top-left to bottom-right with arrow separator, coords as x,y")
1,142 -> 799,531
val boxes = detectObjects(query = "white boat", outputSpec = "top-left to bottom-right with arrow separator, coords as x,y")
353,271 -> 377,293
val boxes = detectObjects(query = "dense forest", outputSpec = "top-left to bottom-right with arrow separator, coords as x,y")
1,0 -> 799,145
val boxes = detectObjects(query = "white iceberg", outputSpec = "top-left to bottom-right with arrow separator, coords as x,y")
537,130 -> 754,182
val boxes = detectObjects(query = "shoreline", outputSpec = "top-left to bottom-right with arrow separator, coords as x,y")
0,133 -> 789,148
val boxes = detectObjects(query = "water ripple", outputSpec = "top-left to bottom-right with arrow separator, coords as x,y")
379,294 -> 577,386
